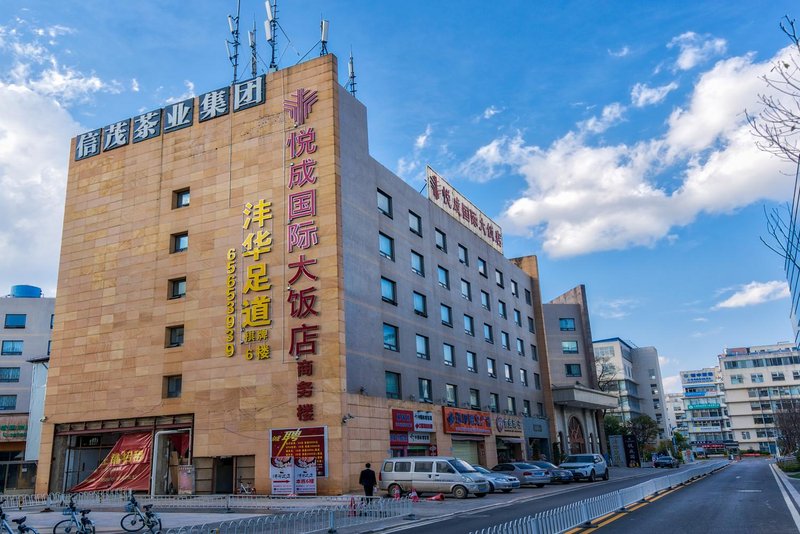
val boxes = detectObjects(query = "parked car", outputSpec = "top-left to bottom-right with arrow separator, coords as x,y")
491,462 -> 551,487
471,465 -> 521,493
379,456 -> 490,499
558,454 -> 609,482
653,454 -> 679,468
528,461 -> 574,483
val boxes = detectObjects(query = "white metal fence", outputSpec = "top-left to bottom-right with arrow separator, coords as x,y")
469,461 -> 728,534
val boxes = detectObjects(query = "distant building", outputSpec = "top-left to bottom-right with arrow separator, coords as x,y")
664,392 -> 687,439
719,341 -> 800,455
0,285 -> 53,493
592,338 -> 667,439
679,367 -> 733,455
542,286 -> 616,459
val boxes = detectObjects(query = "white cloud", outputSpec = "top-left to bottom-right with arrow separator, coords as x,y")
693,317 -> 708,322
131,78 -> 139,92
482,106 -> 501,120
593,298 -> 639,319
461,46 -> 793,257
713,280 -> 790,309
415,124 -> 432,149
662,375 -> 682,394
165,80 -> 195,104
668,31 -> 727,71
631,82 -> 678,107
658,356 -> 670,366
608,46 -> 630,58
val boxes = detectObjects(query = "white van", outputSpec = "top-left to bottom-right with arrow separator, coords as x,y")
379,456 -> 490,499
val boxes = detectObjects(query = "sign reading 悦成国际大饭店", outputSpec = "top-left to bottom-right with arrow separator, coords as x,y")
73,75 -> 266,161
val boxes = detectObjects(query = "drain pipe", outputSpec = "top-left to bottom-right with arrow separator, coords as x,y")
150,429 -> 191,496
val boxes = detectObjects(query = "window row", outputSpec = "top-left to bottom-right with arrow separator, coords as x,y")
730,371 -> 799,384
382,322 -> 537,360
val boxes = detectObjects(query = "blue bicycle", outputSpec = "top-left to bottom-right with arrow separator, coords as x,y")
52,496 -> 94,534
0,499 -> 39,534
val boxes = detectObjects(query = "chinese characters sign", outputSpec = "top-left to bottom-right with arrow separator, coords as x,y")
270,427 -> 328,477
441,407 -> 492,435
426,166 -> 503,253
70,432 -> 153,491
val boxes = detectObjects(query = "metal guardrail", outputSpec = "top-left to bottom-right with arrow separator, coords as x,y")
162,497 -> 412,534
1,490 -> 130,511
469,461 -> 728,534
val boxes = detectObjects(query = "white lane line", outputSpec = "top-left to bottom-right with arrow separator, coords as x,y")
770,464 -> 800,530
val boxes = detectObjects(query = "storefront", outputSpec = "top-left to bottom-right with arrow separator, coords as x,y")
442,407 -> 490,465
389,409 -> 435,457
493,414 -> 524,462
524,416 -> 550,461
0,415 -> 34,494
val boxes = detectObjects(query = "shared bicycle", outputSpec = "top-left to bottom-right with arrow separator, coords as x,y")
120,495 -> 161,534
0,499 -> 39,534
52,496 -> 94,534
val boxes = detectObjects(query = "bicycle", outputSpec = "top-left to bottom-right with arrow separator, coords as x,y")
120,495 -> 161,534
0,499 -> 39,534
52,496 -> 94,534
237,477 -> 254,495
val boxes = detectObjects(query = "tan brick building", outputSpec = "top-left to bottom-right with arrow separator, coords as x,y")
40,55 -> 555,495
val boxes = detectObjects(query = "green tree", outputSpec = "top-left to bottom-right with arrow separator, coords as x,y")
673,431 -> 689,451
604,415 -> 627,438
627,415 -> 660,458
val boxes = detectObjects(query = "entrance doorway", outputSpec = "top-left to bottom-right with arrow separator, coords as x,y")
568,417 -> 586,454
213,457 -> 234,493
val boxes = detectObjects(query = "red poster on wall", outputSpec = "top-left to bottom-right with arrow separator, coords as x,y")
70,432 -> 153,492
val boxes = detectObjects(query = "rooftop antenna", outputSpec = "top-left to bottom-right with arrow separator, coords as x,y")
346,48 -> 357,97
248,20 -> 258,78
320,19 -> 329,56
265,0 -> 278,71
226,0 -> 242,82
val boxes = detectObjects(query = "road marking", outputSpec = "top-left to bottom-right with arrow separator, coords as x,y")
736,489 -> 761,493
769,464 -> 800,531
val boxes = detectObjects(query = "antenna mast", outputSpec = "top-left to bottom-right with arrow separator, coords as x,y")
226,0 -> 242,82
346,49 -> 357,97
265,0 -> 278,71
320,19 -> 329,56
248,21 -> 258,78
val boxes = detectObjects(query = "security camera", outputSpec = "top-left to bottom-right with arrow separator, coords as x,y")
39,416 -> 47,422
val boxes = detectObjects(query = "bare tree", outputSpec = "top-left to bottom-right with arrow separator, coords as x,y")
775,398 -> 800,456
595,354 -> 618,393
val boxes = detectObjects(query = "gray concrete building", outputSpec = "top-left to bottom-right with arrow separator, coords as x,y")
0,285 -> 53,493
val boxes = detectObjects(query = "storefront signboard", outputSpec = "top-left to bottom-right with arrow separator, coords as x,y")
294,457 -> 317,495
391,409 -> 414,431
494,415 -> 523,436
408,432 -> 431,445
389,432 -> 409,446
270,427 -> 328,477
270,456 -> 294,495
413,411 -> 434,432
442,407 -> 491,435
70,432 -> 153,491
0,416 -> 27,441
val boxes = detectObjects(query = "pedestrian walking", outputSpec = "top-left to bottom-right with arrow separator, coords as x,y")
359,462 -> 377,496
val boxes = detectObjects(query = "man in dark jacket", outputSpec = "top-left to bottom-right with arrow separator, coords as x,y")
359,463 -> 377,496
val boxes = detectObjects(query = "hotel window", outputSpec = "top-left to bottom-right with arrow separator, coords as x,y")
412,292 -> 427,316
537,402 -> 545,416
531,345 -> 538,361
495,269 -> 504,288
562,341 -> 579,354
0,368 -> 20,382
487,357 -> 497,378
435,229 -> 447,252
377,189 -> 392,217
385,372 -> 401,399
489,393 -> 499,412
464,314 -> 475,336
524,289 -> 532,305
484,323 -> 494,344
0,396 -> 16,411
164,375 -> 182,398
741,431 -> 751,440
480,291 -> 490,310
751,373 -> 764,383
534,372 -> 541,389
458,244 -> 469,265
443,343 -> 455,367
559,318 -> 576,331
477,257 -> 487,277
504,363 -> 513,382
171,232 -> 188,253
501,331 -> 510,350
3,314 -> 26,329
498,300 -> 507,319
169,277 -> 187,299
418,378 -> 432,402
523,400 -> 531,417
565,363 -> 582,377
506,396 -> 516,415
166,325 -> 184,348
466,351 -> 477,372
437,266 -> 450,289
520,368 -> 528,386
445,384 -> 458,406
440,304 -> 453,326
411,250 -> 425,276
1,341 -> 23,356
730,374 -> 744,385
516,338 -> 524,356
460,279 -> 472,301
383,323 -> 399,351
379,233 -> 395,260
527,316 -> 535,333
173,188 -> 190,209
469,389 -> 480,409
511,280 -> 519,297
513,309 -> 521,326
381,277 -> 397,304
416,334 -> 430,360
409,210 -> 422,236
772,372 -> 786,381
794,371 -> 800,380
50,314 -> 54,329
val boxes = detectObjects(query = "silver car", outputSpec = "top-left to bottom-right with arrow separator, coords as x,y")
491,462 -> 551,487
558,454 -> 609,482
472,465 -> 521,493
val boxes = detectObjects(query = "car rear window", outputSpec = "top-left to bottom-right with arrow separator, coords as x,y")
382,461 -> 394,472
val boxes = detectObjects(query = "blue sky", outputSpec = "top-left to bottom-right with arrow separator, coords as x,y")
1,1 -> 798,392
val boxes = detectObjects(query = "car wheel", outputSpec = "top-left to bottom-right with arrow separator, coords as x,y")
452,485 -> 468,499
488,482 -> 495,493
387,484 -> 402,498
536,484 -> 545,488
588,470 -> 596,482
501,489 -> 512,493
602,469 -> 609,481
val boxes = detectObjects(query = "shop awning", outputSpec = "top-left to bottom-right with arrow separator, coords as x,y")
451,436 -> 485,441
499,437 -> 525,444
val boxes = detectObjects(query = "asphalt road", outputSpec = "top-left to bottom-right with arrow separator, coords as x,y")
594,459 -> 799,534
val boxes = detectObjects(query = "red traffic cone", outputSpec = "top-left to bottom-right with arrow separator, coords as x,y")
348,496 -> 356,516
409,488 -> 419,503
392,486 -> 401,500
426,493 -> 444,501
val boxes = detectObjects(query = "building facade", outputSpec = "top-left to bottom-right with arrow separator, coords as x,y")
542,286 -> 616,459
719,342 -> 800,455
0,285 -> 53,493
40,55 -> 557,495
664,392 -> 687,439
679,367 -> 733,455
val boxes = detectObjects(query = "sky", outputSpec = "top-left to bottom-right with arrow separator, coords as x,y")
1,1 -> 799,393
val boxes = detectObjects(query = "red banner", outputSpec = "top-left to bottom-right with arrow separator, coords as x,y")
70,432 -> 153,492
270,427 -> 327,477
